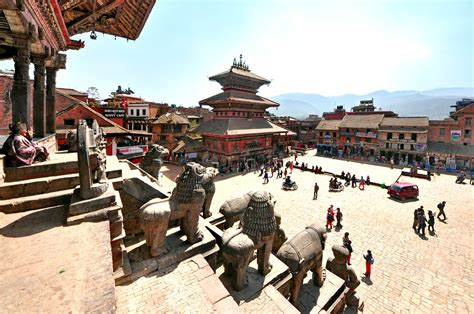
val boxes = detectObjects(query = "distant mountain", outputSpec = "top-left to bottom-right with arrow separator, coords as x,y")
269,88 -> 474,119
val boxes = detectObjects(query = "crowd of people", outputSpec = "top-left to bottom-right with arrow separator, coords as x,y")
412,201 -> 446,237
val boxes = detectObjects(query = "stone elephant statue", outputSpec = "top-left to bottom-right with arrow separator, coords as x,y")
276,223 -> 327,305
219,191 -> 253,228
139,162 -> 208,257
222,191 -> 276,291
140,144 -> 169,180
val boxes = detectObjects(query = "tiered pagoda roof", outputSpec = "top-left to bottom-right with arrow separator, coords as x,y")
199,55 -> 276,108
194,118 -> 291,136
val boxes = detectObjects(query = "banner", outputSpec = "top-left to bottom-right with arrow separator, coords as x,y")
450,130 -> 461,141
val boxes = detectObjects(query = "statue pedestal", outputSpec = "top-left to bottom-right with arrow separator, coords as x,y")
296,269 -> 363,313
216,254 -> 292,305
116,218 -> 219,285
68,184 -> 118,218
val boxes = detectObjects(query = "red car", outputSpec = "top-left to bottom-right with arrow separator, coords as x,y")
387,182 -> 419,200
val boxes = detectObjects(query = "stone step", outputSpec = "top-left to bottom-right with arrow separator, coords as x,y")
4,153 -> 122,182
0,169 -> 123,200
0,189 -> 74,214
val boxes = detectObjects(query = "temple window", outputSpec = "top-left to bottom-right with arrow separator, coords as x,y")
64,119 -> 75,126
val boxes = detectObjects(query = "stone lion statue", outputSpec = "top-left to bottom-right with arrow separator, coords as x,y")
140,144 -> 169,180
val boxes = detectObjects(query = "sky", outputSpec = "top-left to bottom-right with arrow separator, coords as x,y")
1,0 -> 473,106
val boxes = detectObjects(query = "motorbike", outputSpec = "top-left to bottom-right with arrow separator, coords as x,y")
282,181 -> 298,190
455,173 -> 466,184
329,182 -> 344,192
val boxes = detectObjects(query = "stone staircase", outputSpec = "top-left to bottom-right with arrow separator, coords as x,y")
0,153 -> 122,213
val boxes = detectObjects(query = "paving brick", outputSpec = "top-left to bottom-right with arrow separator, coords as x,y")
159,151 -> 474,314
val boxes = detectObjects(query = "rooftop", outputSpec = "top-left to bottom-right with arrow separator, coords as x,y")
194,119 -> 292,136
339,114 -> 384,129
316,119 -> 343,131
151,112 -> 190,125
380,117 -> 429,128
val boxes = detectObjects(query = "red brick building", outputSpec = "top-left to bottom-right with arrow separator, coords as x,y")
56,94 -> 151,157
338,114 -> 384,158
427,100 -> 474,169
194,56 -> 291,168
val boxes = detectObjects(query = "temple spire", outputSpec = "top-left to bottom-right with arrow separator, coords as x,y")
232,54 -> 250,71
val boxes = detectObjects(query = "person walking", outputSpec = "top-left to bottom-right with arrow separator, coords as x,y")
390,158 -> 394,169
289,162 -> 294,174
412,207 -> 419,231
342,232 -> 352,265
437,201 -> 447,220
428,210 -> 436,233
358,176 -> 365,190
351,174 -> 357,188
326,207 -> 335,230
363,250 -> 374,278
263,171 -> 269,184
313,182 -> 319,199
336,208 -> 343,228
417,210 -> 427,236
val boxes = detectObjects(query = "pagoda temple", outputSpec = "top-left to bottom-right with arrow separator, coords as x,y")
195,55 -> 292,167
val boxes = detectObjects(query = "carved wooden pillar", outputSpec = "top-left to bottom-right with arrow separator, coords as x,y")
12,43 -> 31,128
32,56 -> 46,137
46,67 -> 57,134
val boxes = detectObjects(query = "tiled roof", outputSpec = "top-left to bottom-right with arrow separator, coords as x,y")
380,117 -> 429,128
316,119 -> 342,131
199,91 -> 279,107
193,119 -> 292,136
151,112 -> 190,125
209,67 -> 270,83
339,114 -> 384,129
56,88 -> 87,97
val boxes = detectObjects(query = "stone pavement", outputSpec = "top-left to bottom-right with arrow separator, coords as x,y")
161,152 -> 473,313
0,205 -> 115,312
115,254 -> 240,313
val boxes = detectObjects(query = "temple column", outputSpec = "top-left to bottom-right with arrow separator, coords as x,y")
45,67 -> 57,134
12,43 -> 31,128
32,56 -> 46,137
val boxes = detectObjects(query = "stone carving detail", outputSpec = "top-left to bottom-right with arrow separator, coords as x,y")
139,162 -> 212,257
139,144 -> 169,181
272,213 -> 287,254
221,191 -> 276,291
219,192 -> 253,229
77,119 -> 108,199
276,223 -> 326,304
326,244 -> 361,308
200,166 -> 218,218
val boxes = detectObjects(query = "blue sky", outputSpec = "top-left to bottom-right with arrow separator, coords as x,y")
1,0 -> 473,106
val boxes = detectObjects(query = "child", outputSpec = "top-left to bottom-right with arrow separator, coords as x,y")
363,250 -> 374,278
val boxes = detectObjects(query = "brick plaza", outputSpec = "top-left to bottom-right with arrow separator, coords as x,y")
160,151 -> 474,312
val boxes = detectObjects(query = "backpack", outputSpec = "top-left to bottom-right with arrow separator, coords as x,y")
369,256 -> 374,265
437,203 -> 442,210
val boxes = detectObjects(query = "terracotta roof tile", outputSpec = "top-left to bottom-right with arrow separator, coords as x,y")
339,114 -> 384,129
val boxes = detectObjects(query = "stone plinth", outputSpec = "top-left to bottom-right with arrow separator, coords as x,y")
297,269 -> 348,313
68,185 -> 117,217
116,254 -> 241,313
116,218 -> 218,285
217,254 -> 292,305
239,285 -> 299,313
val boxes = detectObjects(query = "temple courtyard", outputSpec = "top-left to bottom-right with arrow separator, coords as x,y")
158,150 -> 473,313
